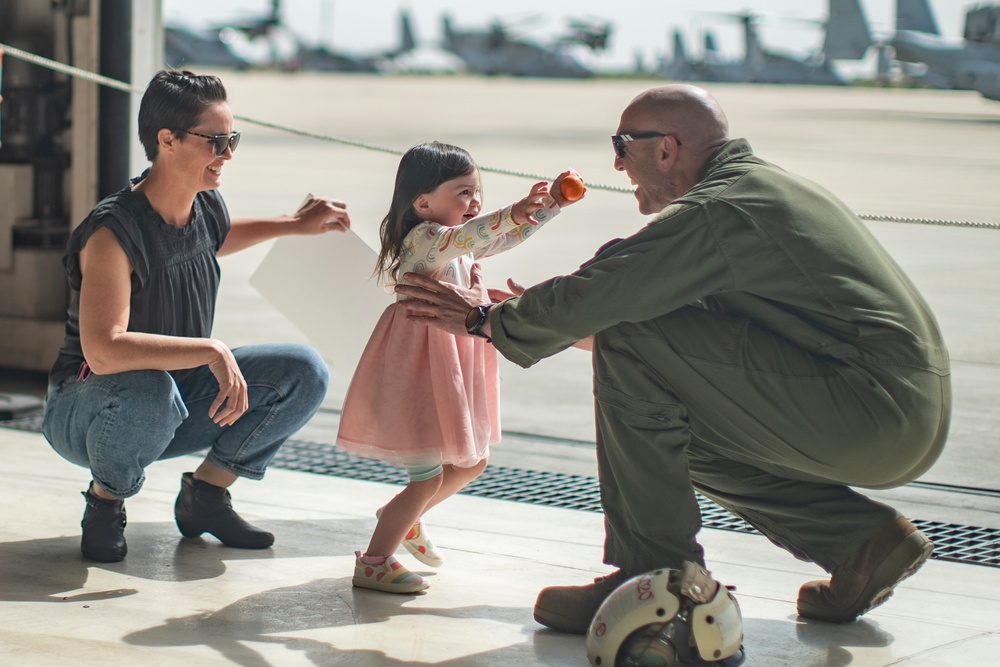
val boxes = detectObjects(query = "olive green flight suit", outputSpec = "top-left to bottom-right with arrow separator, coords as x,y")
489,139 -> 950,574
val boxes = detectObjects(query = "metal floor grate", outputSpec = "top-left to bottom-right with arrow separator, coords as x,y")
273,439 -> 1000,569
4,418 -> 998,569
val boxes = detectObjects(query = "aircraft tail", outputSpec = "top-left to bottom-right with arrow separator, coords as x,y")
399,10 -> 416,54
673,30 -> 688,63
442,14 -> 455,49
896,0 -> 940,35
743,14 -> 764,73
823,0 -> 872,60
704,31 -> 718,55
379,9 -> 417,59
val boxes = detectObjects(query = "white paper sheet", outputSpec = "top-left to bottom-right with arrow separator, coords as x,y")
249,229 -> 393,376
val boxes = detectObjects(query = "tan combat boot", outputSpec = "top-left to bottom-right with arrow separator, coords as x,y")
533,569 -> 632,634
797,517 -> 933,623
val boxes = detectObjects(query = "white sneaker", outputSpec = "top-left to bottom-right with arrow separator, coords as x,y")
352,551 -> 429,594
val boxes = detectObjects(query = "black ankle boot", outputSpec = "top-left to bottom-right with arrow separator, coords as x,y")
81,487 -> 127,562
174,472 -> 274,549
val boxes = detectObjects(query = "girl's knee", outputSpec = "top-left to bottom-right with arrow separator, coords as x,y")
448,459 -> 487,479
410,473 -> 444,497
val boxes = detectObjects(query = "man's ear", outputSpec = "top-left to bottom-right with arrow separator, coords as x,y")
658,135 -> 681,170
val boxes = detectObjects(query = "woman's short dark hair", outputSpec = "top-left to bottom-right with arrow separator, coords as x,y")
137,69 -> 228,161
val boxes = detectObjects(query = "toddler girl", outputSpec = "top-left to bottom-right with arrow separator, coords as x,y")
337,141 -> 581,593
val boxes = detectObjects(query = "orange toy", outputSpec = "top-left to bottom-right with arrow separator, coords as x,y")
559,173 -> 586,201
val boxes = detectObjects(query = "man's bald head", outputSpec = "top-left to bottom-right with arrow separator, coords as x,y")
624,84 -> 729,158
614,85 -> 731,213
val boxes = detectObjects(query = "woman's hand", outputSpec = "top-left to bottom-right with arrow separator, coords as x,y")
290,196 -> 351,235
220,195 -> 352,256
206,340 -> 249,426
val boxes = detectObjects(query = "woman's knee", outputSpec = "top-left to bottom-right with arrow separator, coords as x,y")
107,370 -> 187,424
239,343 -> 329,405
42,370 -> 185,481
287,345 -> 330,399
53,370 -> 185,427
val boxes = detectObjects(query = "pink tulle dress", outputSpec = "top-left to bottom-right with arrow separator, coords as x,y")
336,200 -> 560,469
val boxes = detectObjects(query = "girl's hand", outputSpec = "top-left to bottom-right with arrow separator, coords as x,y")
551,170 -> 586,208
291,196 -> 351,234
511,181 -> 550,226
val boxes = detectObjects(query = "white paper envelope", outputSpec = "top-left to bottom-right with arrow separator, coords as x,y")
249,229 -> 393,375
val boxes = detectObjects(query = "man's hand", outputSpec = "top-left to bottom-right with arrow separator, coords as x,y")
488,277 -> 526,303
395,263 -> 491,336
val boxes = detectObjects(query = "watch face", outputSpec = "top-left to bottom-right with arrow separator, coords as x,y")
466,306 -> 484,333
466,305 -> 490,336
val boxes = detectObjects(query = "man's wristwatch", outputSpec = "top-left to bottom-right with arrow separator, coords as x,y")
465,304 -> 492,342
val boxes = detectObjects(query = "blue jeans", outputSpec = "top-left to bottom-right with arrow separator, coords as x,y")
42,344 -> 329,498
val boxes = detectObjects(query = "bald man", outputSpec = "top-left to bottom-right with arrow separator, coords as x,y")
397,84 -> 950,634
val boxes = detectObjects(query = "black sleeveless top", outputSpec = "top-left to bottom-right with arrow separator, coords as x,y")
48,177 -> 231,385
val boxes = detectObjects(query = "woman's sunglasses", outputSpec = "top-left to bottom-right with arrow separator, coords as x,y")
175,129 -> 241,157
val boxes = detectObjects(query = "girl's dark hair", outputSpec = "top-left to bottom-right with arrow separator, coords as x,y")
137,69 -> 228,161
376,141 -> 478,280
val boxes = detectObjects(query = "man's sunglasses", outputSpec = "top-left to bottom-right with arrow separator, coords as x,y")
175,129 -> 241,157
611,132 -> 681,160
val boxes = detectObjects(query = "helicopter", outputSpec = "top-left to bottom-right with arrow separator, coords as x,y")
660,0 -> 871,86
661,28 -> 743,82
556,17 -> 613,53
164,0 -> 413,73
164,24 -> 253,70
380,11 -> 467,74
439,13 -> 604,78
165,0 -> 293,70
889,0 -> 1000,100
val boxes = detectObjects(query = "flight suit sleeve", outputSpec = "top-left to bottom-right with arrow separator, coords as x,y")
489,204 -> 738,368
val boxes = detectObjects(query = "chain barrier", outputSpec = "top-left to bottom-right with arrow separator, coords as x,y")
854,213 -> 999,229
2,41 -> 997,228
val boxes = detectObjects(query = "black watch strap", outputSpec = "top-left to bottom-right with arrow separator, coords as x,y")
465,304 -> 492,342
